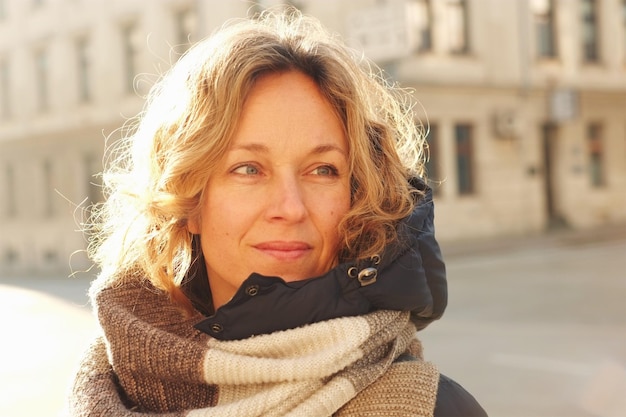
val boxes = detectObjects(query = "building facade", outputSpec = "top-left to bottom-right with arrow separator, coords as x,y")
0,0 -> 625,275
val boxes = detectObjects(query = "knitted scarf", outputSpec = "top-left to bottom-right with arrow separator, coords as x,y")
67,281 -> 439,416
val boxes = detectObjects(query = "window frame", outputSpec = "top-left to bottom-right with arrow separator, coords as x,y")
446,0 -> 470,54
454,122 -> 475,195
5,162 -> 16,218
622,0 -> 626,64
42,158 -> 55,217
121,22 -> 140,94
532,0 -> 558,59
581,0 -> 601,63
34,47 -> 49,112
0,58 -> 9,119
587,122 -> 606,188
76,36 -> 91,103
407,0 -> 433,53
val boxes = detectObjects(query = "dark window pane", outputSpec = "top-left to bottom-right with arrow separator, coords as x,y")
455,123 -> 475,195
581,0 -> 600,62
408,0 -> 432,52
35,48 -> 48,111
587,123 -> 605,187
0,58 -> 9,119
533,0 -> 557,58
446,0 -> 469,54
77,37 -> 90,102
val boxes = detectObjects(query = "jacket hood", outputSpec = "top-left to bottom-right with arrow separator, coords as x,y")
184,177 -> 447,340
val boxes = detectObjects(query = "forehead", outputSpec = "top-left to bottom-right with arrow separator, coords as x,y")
230,70 -> 348,151
244,70 -> 335,114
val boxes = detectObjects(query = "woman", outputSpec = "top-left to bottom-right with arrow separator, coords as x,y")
68,8 -> 487,417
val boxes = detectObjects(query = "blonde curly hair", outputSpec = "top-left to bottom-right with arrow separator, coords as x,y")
89,8 -> 426,309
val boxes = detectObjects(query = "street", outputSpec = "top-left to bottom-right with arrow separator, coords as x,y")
1,227 -> 625,417
422,228 -> 626,417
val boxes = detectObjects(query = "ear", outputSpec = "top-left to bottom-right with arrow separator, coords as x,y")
186,215 -> 201,235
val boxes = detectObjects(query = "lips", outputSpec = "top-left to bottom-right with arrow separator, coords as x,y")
253,241 -> 312,261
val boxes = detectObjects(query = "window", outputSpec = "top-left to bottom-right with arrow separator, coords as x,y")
5,163 -> 16,217
122,23 -> 141,93
587,123 -> 605,187
581,0 -> 600,62
174,9 -> 196,54
407,0 -> 432,52
424,124 -> 440,194
455,123 -> 475,195
0,58 -> 9,119
85,154 -> 102,205
445,0 -> 469,54
285,1 -> 305,12
248,2 -> 263,16
35,48 -> 48,111
532,0 -> 557,58
43,159 -> 55,217
76,37 -> 91,102
623,0 -> 626,62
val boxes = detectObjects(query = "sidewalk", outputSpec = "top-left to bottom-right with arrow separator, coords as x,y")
439,222 -> 626,259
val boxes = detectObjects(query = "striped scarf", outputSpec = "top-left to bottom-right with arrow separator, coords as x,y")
67,281 -> 439,416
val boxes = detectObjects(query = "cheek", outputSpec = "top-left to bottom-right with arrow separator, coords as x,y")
323,195 -> 351,236
202,192 -> 253,237
203,204 -> 233,235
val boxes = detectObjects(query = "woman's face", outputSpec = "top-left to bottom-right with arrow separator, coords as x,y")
188,70 -> 351,309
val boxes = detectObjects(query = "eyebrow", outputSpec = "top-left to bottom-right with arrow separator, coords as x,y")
231,143 -> 348,158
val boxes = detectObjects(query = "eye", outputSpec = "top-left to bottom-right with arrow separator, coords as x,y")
232,164 -> 260,175
311,165 -> 338,176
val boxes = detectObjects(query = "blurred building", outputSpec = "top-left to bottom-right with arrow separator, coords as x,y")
0,0 -> 625,275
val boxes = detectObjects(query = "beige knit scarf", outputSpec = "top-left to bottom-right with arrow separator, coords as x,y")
67,281 -> 439,416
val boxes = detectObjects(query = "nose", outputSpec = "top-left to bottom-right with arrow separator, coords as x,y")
266,173 -> 307,223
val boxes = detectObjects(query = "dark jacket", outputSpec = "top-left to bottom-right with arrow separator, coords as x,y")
183,178 -> 487,416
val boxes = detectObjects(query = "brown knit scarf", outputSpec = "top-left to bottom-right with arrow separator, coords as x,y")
67,280 -> 439,416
